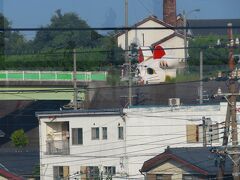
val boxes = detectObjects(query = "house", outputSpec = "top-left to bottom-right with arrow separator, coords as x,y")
116,16 -> 185,84
116,15 -> 185,65
0,163 -> 24,180
0,150 -> 39,179
36,109 -> 126,180
36,102 -> 240,179
140,147 -> 232,179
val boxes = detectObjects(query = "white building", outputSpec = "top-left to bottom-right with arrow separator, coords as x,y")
116,16 -> 185,63
117,16 -> 185,84
37,102 -> 239,179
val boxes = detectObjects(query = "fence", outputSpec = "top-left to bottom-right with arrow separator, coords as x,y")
0,71 -> 107,82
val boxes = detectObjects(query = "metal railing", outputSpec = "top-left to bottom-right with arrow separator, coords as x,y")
0,70 -> 107,82
46,140 -> 70,155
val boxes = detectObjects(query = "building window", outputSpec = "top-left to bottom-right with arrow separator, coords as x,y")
186,120 -> 219,144
53,166 -> 69,180
147,68 -> 155,75
80,166 -> 100,179
102,127 -> 107,140
118,126 -> 124,140
183,174 -> 205,180
72,128 -> 83,145
104,166 -> 116,176
92,127 -> 99,140
156,174 -> 172,180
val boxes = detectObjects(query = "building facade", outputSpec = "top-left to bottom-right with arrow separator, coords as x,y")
37,102 -> 239,179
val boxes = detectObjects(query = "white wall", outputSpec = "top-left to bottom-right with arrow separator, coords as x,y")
117,20 -> 174,49
160,36 -> 185,62
124,103 -> 230,178
39,115 -> 126,180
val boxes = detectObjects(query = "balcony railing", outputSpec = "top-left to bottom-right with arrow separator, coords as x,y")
46,140 -> 69,155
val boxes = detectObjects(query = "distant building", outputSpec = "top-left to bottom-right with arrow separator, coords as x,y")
187,19 -> 240,36
36,102 -> 240,179
140,147 -> 232,179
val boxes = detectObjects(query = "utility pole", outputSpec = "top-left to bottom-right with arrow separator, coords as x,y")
73,48 -> 78,110
183,10 -> 187,68
199,50 -> 203,104
124,0 -> 132,107
227,23 -> 239,180
202,116 -> 207,147
217,23 -> 239,180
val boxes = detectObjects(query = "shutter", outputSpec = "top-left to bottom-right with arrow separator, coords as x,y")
72,128 -> 77,144
186,125 -> 198,143
198,125 -> 203,143
147,174 -> 157,180
81,166 -> 87,179
63,166 -> 69,178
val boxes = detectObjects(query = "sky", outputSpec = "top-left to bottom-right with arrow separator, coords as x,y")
1,0 -> 240,39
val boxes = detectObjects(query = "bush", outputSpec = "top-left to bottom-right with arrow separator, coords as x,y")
165,75 -> 176,83
10,129 -> 29,148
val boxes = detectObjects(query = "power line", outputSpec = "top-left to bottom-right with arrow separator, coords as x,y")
1,44 -> 238,56
1,25 -> 240,32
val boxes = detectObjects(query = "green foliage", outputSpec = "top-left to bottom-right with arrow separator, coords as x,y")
0,13 -> 28,53
32,164 -> 40,179
165,75 -> 176,83
33,10 -> 101,51
10,129 -> 29,148
107,68 -> 121,86
0,11 -> 124,71
175,73 -> 199,82
188,35 -> 229,66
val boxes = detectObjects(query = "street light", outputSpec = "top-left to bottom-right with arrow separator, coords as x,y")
183,9 -> 200,67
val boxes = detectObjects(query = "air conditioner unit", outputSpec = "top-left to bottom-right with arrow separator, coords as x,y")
168,98 -> 180,106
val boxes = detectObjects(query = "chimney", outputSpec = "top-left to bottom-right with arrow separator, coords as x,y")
163,0 -> 176,26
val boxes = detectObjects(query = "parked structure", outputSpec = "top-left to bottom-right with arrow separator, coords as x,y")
36,101 -> 240,179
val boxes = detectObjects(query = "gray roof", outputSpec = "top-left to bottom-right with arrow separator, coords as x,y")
141,146 -> 232,175
188,19 -> 240,36
168,147 -> 232,175
0,150 -> 39,176
36,108 -> 123,118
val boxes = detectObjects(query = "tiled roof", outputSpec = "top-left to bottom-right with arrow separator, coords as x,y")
115,15 -> 174,37
0,168 -> 24,180
141,147 -> 232,175
0,150 -> 39,177
151,32 -> 184,47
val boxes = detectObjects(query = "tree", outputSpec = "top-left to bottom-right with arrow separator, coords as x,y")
188,35 -> 228,66
10,129 -> 29,148
99,32 -> 124,67
0,13 -> 28,54
33,9 -> 102,51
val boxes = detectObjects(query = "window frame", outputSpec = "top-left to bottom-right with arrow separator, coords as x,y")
118,126 -> 124,140
91,127 -> 100,140
104,166 -> 116,176
72,128 -> 83,145
102,127 -> 108,140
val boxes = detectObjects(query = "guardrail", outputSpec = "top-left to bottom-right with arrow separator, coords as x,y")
46,140 -> 70,155
0,71 -> 107,82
